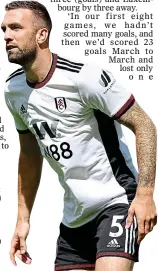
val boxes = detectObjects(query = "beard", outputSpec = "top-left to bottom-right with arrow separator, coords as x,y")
7,46 -> 37,66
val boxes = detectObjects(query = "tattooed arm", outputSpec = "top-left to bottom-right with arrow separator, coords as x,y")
117,101 -> 157,243
118,101 -> 157,191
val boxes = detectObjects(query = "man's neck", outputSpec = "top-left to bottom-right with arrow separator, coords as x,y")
23,49 -> 52,83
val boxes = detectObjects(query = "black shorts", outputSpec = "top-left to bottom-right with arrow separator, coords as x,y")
55,204 -> 139,271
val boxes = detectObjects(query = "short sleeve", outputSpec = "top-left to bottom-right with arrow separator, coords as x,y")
78,64 -> 135,119
5,93 -> 30,133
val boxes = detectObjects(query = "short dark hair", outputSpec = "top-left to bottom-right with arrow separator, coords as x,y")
5,1 -> 52,38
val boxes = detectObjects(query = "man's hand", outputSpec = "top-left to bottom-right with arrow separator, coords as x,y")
126,193 -> 157,244
10,221 -> 32,266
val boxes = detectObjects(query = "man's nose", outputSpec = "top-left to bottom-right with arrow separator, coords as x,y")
4,28 -> 13,41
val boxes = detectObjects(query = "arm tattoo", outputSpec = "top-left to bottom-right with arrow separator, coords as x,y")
118,101 -> 157,189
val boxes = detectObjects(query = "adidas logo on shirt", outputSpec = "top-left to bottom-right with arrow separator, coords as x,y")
107,239 -> 120,248
20,104 -> 27,114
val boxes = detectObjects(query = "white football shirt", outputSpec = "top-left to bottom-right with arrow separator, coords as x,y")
5,54 -> 138,227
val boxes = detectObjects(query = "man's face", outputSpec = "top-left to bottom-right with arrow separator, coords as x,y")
1,8 -> 38,66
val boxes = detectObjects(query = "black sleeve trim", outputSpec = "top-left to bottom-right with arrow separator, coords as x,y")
113,94 -> 135,120
17,129 -> 31,134
6,71 -> 25,82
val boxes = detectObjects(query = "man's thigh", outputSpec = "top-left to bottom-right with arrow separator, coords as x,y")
65,257 -> 133,271
95,257 -> 134,271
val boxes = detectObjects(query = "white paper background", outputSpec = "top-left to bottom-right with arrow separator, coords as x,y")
0,0 -> 157,270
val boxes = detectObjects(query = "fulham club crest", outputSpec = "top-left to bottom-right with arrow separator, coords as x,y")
55,97 -> 67,113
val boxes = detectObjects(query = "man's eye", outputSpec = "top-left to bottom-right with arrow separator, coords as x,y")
11,25 -> 22,31
13,26 -> 21,30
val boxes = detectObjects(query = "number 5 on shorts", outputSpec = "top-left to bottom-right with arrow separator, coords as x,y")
109,215 -> 124,238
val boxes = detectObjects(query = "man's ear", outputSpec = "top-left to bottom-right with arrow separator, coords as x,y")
36,28 -> 48,44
